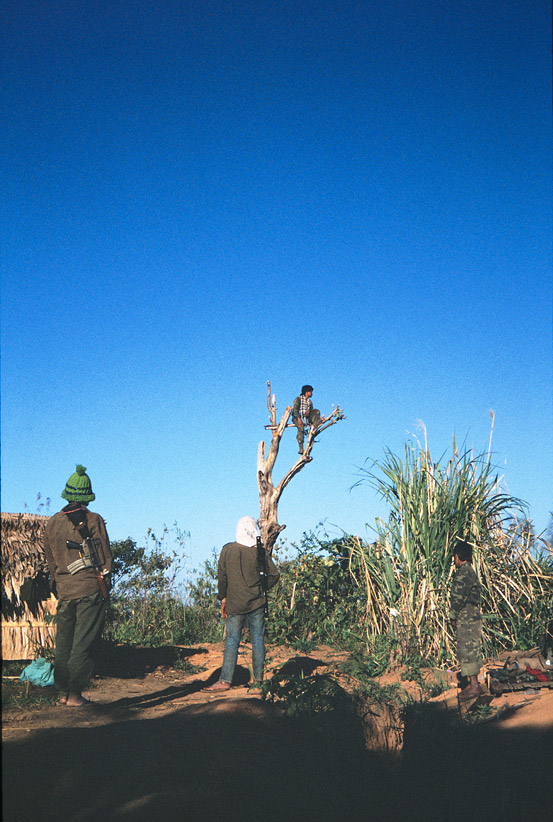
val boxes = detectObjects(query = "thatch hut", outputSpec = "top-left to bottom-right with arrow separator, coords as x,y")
1,512 -> 57,660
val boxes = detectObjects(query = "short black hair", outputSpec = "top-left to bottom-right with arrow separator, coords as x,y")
301,385 -> 313,394
454,539 -> 473,563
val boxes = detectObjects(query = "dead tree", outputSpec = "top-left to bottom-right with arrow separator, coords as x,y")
257,381 -> 345,554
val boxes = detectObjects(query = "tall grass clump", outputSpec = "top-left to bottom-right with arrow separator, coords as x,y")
350,425 -> 552,664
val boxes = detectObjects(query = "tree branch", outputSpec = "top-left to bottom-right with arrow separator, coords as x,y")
257,383 -> 345,553
275,406 -> 345,500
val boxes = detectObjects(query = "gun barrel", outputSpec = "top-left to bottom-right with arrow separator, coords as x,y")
256,536 -> 269,617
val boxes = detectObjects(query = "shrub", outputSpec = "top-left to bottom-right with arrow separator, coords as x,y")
106,532 -> 224,647
266,534 -> 366,650
350,430 -> 553,662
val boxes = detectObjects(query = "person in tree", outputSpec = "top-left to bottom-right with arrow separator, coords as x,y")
43,465 -> 112,707
292,385 -> 322,454
203,516 -> 279,692
449,538 -> 483,698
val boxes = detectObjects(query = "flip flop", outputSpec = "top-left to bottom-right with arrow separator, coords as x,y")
202,681 -> 231,692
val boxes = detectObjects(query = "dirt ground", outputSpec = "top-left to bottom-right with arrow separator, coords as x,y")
3,643 -> 553,822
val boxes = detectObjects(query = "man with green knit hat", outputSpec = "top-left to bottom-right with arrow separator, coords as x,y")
43,465 -> 112,707
61,464 -> 96,504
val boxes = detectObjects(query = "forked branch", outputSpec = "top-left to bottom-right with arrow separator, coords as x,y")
257,381 -> 345,553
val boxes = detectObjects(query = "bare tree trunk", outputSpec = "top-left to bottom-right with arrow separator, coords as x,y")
257,381 -> 344,554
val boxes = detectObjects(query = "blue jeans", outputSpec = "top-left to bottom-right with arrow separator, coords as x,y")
220,606 -> 265,684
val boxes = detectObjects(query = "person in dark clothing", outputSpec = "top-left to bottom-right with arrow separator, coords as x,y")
292,385 -> 322,454
203,516 -> 279,692
43,465 -> 112,707
449,538 -> 483,698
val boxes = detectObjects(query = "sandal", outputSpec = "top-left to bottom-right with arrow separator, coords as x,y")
202,681 -> 231,692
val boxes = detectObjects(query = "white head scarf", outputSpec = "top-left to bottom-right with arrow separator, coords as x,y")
235,516 -> 259,547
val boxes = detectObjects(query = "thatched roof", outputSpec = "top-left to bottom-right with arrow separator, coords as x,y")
1,513 -> 49,604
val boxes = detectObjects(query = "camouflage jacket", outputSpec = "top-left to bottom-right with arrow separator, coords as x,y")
449,562 -> 481,621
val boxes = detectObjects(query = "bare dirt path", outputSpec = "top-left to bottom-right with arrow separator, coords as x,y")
2,642 -> 350,736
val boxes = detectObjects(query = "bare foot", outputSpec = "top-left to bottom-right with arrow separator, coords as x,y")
57,695 -> 68,706
202,680 -> 231,692
65,696 -> 93,707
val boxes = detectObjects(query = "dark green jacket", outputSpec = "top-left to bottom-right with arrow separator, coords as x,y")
449,562 -> 481,621
218,541 -> 280,615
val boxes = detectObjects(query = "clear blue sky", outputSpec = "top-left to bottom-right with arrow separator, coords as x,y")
2,0 -> 551,573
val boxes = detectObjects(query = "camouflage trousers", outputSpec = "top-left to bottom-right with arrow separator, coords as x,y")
456,615 -> 482,676
296,408 -> 322,451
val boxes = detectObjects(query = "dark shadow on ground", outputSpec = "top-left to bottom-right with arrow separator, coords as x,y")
104,679 -> 210,710
3,693 -> 553,822
401,700 -> 553,821
268,655 -> 328,678
3,698 -> 377,822
104,665 -> 253,710
96,642 -> 208,678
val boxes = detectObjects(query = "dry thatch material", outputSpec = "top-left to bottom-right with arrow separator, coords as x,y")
1,512 -> 57,660
2,513 -> 49,601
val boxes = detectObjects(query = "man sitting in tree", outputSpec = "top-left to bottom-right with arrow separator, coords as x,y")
292,385 -> 322,454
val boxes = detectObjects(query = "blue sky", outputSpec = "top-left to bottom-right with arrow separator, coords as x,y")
2,0 -> 551,574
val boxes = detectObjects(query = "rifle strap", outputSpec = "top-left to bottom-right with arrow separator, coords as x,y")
63,504 -> 90,536
63,506 -> 102,561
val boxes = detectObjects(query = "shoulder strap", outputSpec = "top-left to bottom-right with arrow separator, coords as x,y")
64,505 -> 91,539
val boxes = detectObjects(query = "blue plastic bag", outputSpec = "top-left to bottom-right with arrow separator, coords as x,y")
19,658 -> 55,687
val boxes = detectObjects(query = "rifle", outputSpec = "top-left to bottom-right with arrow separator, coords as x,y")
256,536 -> 269,618
65,508 -> 109,600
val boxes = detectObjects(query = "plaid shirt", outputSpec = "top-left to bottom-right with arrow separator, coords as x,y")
297,394 -> 312,424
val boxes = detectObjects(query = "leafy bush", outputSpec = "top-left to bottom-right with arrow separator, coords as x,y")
105,530 -> 223,647
179,552 -> 224,644
106,527 -> 184,646
262,669 -> 351,716
266,534 -> 366,650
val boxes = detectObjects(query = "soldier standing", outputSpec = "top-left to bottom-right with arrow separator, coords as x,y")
449,539 -> 483,698
43,465 -> 112,706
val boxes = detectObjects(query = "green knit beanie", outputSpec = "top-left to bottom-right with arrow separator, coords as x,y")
61,464 -> 95,503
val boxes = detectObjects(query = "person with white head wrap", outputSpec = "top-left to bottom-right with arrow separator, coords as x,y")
235,515 -> 258,547
203,516 -> 280,692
